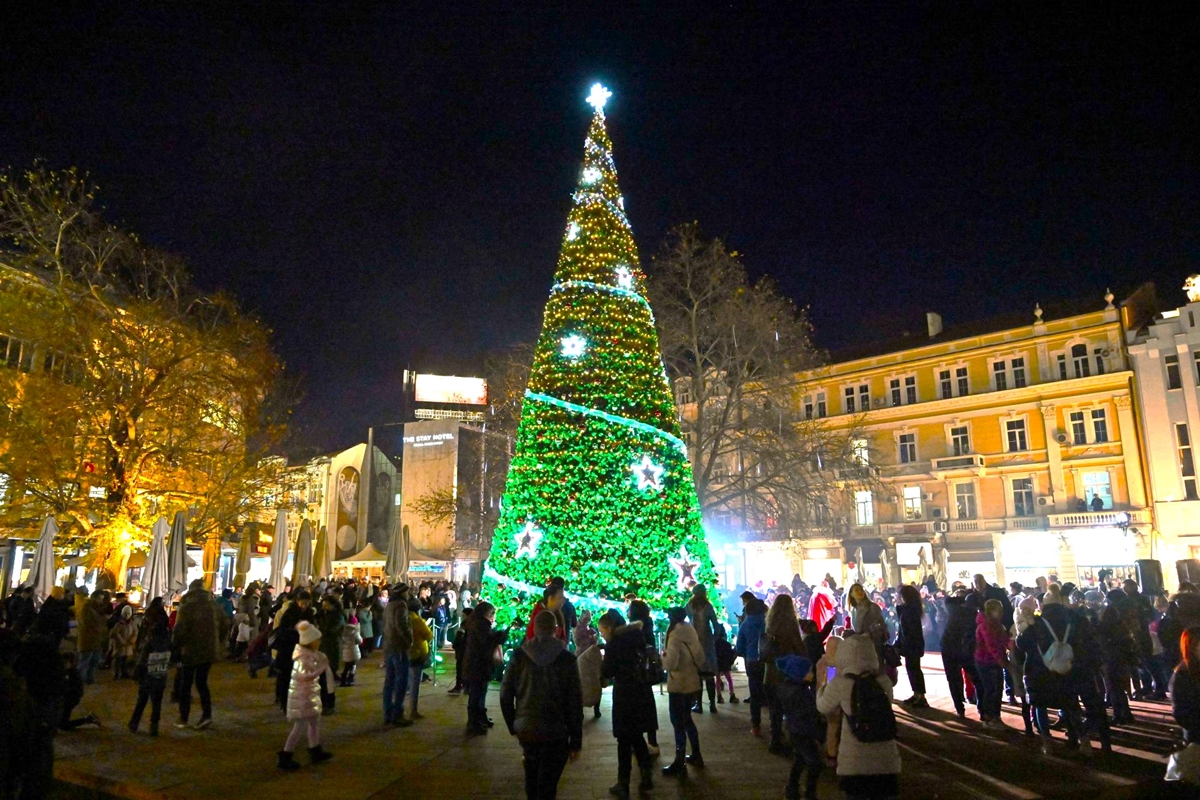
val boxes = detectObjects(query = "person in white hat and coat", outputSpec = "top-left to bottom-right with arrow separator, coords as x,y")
278,620 -> 335,771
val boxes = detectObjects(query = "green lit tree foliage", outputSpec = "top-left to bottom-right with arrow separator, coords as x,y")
483,87 -> 715,622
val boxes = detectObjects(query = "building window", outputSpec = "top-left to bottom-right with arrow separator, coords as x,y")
890,378 -> 902,407
1069,410 -> 1087,445
1091,409 -> 1108,443
852,438 -> 869,466
854,490 -> 874,527
859,383 -> 870,410
1178,424 -> 1199,501
1167,355 -> 1182,390
803,395 -> 814,420
898,433 -> 917,464
993,361 -> 1007,391
950,425 -> 970,456
675,380 -> 693,405
939,369 -> 953,399
1005,418 -> 1028,452
903,485 -> 922,520
905,376 -> 917,404
0,335 -> 34,373
1012,477 -> 1034,517
1057,354 -> 1068,380
955,483 -> 978,519
1012,357 -> 1027,388
1082,471 -> 1112,510
1194,352 -> 1200,386
1094,348 -> 1106,375
844,387 -> 855,413
1071,343 -> 1091,378
816,392 -> 826,418
956,366 -> 969,396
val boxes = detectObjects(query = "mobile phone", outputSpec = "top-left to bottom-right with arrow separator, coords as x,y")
826,665 -> 837,683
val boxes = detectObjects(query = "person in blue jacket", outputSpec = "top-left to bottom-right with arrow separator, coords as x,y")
735,592 -> 768,737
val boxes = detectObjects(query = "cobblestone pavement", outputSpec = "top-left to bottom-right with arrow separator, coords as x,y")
52,652 -> 1178,799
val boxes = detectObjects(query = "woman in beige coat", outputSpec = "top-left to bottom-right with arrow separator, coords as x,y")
661,607 -> 705,777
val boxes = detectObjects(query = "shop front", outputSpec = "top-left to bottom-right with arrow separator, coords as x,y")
943,538 -> 997,588
895,541 -> 933,586
1064,527 -> 1137,589
799,545 -> 844,588
1000,530 -> 1061,589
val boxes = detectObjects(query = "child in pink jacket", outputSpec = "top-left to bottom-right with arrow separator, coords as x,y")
974,599 -> 1011,728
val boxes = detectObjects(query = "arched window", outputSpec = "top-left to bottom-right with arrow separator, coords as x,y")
1070,343 -> 1090,378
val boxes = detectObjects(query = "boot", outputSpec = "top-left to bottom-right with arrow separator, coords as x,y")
686,750 -> 705,769
729,692 -> 740,704
639,766 -> 654,791
308,745 -> 333,764
149,721 -> 159,738
608,784 -> 630,799
662,749 -> 687,777
277,751 -> 300,771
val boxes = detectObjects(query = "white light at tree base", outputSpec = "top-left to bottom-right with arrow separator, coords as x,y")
668,544 -> 700,591
632,454 -> 665,492
615,266 -> 634,290
586,83 -> 612,111
560,334 -> 587,358
514,520 -> 543,558
582,167 -> 601,185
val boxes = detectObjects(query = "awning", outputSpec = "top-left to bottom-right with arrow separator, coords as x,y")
333,543 -> 387,565
945,538 -> 995,563
410,547 -> 450,563
842,538 -> 885,563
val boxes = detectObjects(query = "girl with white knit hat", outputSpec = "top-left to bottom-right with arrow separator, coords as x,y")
278,620 -> 335,771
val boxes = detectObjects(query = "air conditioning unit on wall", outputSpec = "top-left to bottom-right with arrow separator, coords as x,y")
1037,496 -> 1051,507
1054,432 -> 1070,445
931,507 -> 946,519
922,492 -> 935,502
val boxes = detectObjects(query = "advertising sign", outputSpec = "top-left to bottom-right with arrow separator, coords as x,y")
414,374 -> 488,406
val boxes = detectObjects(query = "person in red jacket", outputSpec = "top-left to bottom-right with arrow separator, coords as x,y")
975,598 -> 1011,728
524,584 -> 568,643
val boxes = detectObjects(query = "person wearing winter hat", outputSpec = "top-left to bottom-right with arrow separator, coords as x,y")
278,620 -> 335,771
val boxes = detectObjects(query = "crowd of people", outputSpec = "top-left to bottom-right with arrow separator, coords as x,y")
2,566 -> 1200,798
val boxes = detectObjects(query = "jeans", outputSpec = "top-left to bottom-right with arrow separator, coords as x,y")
78,650 -> 102,684
941,652 -> 980,714
383,653 -> 410,723
407,661 -> 426,714
275,656 -> 292,709
616,733 -> 651,786
1102,664 -> 1131,720
904,654 -> 925,695
467,680 -> 489,729
1146,655 -> 1171,695
179,662 -> 212,723
766,684 -> 785,744
522,739 -> 571,799
786,735 -> 823,800
745,659 -> 765,726
976,662 -> 1003,720
130,679 -> 165,729
668,692 -> 700,753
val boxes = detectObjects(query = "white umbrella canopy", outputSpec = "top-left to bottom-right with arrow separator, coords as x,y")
269,509 -> 289,591
290,520 -> 314,589
933,546 -> 949,590
853,547 -> 866,587
22,516 -> 59,603
312,525 -> 331,583
142,516 -> 171,603
385,523 -> 408,584
166,510 -> 190,596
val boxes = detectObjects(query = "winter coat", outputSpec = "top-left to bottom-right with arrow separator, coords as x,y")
601,622 -> 658,737
895,603 -> 925,659
500,635 -> 583,749
317,608 -> 344,671
410,612 -> 433,665
287,645 -> 334,721
1161,593 -> 1200,666
1171,666 -> 1200,744
848,599 -> 887,664
974,613 -> 1010,667
688,601 -> 719,674
172,588 -> 222,666
273,603 -> 315,663
577,643 -> 603,707
134,625 -> 173,684
237,594 -> 259,631
663,622 -> 705,694
75,597 -> 108,653
524,601 -> 567,642
34,595 -> 73,643
340,622 -> 363,664
977,584 -> 1015,628
815,634 -> 901,777
1098,616 -> 1139,680
110,615 -> 140,659
762,624 -> 806,687
1016,606 -> 1079,709
382,599 -> 413,657
735,607 -> 766,662
572,619 -> 598,653
463,616 -> 509,683
357,607 -> 374,640
940,595 -> 979,659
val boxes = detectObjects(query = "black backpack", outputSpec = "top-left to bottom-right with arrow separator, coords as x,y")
846,671 -> 896,743
637,643 -> 665,686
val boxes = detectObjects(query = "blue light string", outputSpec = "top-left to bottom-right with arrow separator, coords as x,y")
524,389 -> 686,455
550,279 -> 654,320
484,564 -> 668,620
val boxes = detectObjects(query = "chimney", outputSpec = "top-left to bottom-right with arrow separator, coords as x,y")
926,312 -> 943,339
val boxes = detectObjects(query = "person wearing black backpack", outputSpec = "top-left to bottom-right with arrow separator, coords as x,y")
775,653 -> 823,800
816,633 -> 900,800
598,609 -> 657,799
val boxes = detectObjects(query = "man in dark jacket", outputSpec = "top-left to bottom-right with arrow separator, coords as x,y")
501,611 -> 583,800
382,584 -> 414,726
274,590 -> 315,711
32,587 -> 73,644
735,593 -> 767,735
598,609 -> 656,799
172,580 -> 222,729
939,590 -> 981,718
463,601 -> 509,735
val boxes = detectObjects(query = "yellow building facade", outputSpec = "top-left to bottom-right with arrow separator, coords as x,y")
779,291 -> 1155,591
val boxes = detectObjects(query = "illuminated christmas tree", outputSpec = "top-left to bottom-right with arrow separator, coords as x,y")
484,84 -> 715,622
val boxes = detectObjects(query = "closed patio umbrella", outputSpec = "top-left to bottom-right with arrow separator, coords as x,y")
291,519 -> 314,589
312,525 -> 331,583
166,510 -> 190,597
385,523 -> 409,584
879,546 -> 895,590
142,517 -> 170,603
232,522 -> 252,589
853,546 -> 866,587
269,509 -> 289,591
22,516 -> 59,604
933,546 -> 949,590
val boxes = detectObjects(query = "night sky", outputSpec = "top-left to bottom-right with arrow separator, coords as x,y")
3,5 -> 1197,452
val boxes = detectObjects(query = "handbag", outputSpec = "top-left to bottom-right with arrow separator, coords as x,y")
1166,742 -> 1200,784
492,643 -> 505,668
882,643 -> 902,669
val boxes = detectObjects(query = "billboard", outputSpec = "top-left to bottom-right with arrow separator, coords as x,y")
413,374 -> 487,406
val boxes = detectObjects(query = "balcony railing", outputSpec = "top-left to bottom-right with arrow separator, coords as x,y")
1047,510 -> 1151,528
930,454 -> 986,471
881,516 -> 1050,537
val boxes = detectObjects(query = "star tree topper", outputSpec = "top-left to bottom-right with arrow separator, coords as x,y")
668,544 -> 700,592
586,83 -> 612,111
514,520 -> 543,559
632,454 -> 665,493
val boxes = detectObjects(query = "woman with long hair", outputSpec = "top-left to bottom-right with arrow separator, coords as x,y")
846,583 -> 887,665
1171,625 -> 1200,744
661,607 -> 704,778
896,585 -> 927,708
761,592 -> 806,755
687,585 -> 720,714
628,600 -> 661,755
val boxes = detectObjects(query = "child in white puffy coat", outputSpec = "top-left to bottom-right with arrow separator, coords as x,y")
278,621 -> 335,771
339,615 -> 363,686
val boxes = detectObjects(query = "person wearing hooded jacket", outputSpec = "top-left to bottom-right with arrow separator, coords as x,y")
939,590 -> 981,718
1016,598 -> 1096,755
735,593 -> 768,736
816,633 -> 901,799
172,580 -> 222,729
661,607 -> 705,778
500,610 -> 583,800
598,609 -> 656,799
382,584 -> 414,727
